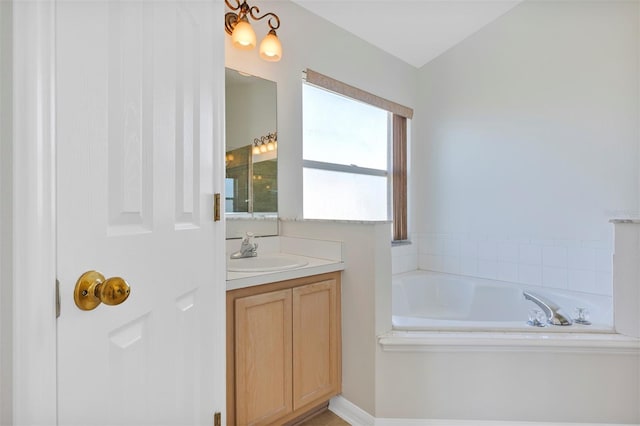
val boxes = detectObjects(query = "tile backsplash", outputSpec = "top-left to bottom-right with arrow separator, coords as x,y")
392,232 -> 613,297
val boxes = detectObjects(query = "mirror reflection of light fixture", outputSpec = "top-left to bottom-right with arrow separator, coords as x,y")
253,132 -> 277,155
225,0 -> 282,62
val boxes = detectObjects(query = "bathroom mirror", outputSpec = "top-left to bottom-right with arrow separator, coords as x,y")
225,68 -> 278,239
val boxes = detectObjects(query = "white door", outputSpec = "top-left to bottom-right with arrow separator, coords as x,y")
55,1 -> 225,425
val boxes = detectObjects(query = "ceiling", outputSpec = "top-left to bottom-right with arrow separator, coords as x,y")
289,0 -> 523,68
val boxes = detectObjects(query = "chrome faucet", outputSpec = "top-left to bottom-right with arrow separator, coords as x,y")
523,291 -> 573,326
230,232 -> 258,259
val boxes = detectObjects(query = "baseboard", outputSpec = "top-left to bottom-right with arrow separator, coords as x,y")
376,420 -> 638,426
329,396 -> 375,426
328,395 -> 639,426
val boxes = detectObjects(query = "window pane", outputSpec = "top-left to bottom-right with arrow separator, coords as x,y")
225,178 -> 235,212
303,168 -> 388,221
303,84 -> 388,170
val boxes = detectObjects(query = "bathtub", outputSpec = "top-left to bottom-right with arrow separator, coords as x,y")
378,270 -> 640,425
392,270 -> 613,332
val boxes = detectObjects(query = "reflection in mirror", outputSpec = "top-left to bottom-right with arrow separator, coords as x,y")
225,68 -> 278,239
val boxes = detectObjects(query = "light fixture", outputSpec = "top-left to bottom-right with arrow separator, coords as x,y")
266,132 -> 276,151
253,132 -> 277,155
225,0 -> 282,62
231,17 -> 256,50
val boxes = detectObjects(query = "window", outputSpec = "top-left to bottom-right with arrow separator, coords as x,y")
303,84 -> 389,221
302,69 -> 412,240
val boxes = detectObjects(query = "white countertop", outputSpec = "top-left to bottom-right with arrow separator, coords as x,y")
226,254 -> 345,291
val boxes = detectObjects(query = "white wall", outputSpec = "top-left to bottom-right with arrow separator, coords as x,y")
0,0 -> 13,424
225,73 -> 277,151
225,0 -> 418,220
226,0 -> 640,423
612,222 -> 640,338
374,1 -> 640,423
414,1 -> 639,300
225,5 -> 416,414
280,220 -> 392,416
376,349 -> 640,424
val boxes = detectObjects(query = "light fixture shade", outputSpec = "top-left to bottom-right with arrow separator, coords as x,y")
259,30 -> 282,62
231,19 -> 256,51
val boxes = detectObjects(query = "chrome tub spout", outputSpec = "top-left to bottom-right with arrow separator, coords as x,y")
523,291 -> 573,326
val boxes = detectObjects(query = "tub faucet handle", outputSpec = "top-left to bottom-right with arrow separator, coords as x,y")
527,309 -> 547,327
574,307 -> 591,325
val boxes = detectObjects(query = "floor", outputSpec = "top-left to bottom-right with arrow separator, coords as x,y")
299,410 -> 350,426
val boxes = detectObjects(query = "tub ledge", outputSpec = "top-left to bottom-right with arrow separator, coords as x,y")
378,330 -> 640,354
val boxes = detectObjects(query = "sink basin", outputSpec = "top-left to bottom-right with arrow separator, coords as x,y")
227,254 -> 309,273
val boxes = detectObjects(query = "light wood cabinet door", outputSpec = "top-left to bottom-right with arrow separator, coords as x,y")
228,272 -> 342,425
292,279 -> 341,410
235,289 -> 293,426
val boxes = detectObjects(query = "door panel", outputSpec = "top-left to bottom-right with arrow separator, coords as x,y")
106,0 -> 154,232
56,1 -> 223,425
176,5 -> 199,225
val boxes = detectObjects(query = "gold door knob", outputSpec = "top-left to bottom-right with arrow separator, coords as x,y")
74,271 -> 131,311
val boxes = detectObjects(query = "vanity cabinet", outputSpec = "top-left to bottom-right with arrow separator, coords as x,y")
227,272 -> 341,426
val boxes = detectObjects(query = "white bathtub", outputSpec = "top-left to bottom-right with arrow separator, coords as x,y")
380,271 -> 639,425
392,270 -> 613,332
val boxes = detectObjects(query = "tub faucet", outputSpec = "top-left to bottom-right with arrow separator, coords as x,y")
523,291 -> 573,326
230,232 -> 258,259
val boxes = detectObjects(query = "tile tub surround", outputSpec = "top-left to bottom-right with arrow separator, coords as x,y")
381,227 -> 639,424
391,233 -> 419,275
414,233 -> 613,297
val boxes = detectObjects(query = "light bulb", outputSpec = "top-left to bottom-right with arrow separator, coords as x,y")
259,30 -> 282,62
231,18 -> 256,51
259,144 -> 267,153
252,146 -> 260,155
267,141 -> 275,151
